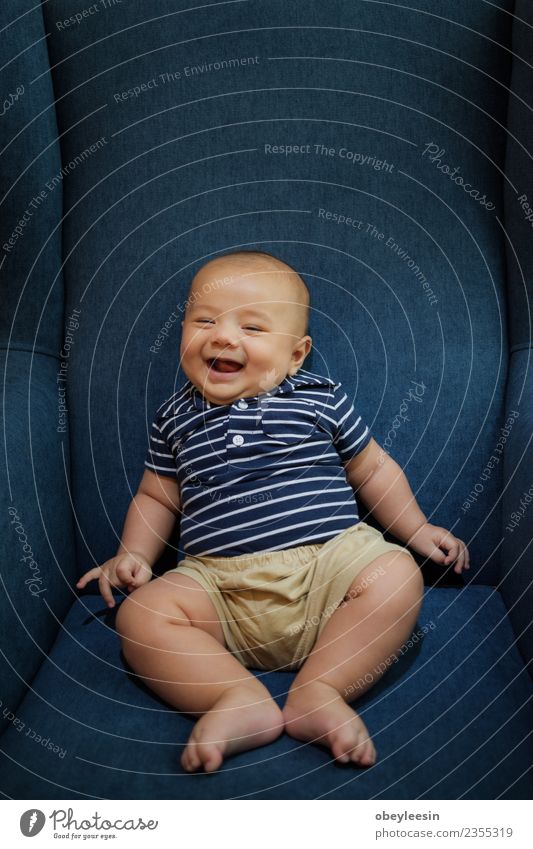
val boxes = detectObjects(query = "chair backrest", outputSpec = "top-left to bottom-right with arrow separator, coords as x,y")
37,0 -> 519,584
500,0 -> 533,661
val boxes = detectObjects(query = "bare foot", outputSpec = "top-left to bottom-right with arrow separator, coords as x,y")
181,684 -> 284,773
282,680 -> 377,767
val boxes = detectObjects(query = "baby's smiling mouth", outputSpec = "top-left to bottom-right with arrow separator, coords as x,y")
206,357 -> 244,373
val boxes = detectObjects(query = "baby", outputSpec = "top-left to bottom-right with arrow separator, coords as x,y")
77,250 -> 469,773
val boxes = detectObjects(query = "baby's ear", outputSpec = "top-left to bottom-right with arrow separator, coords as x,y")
289,335 -> 312,372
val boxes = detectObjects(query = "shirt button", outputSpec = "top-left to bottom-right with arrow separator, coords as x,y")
232,434 -> 244,446
237,400 -> 248,409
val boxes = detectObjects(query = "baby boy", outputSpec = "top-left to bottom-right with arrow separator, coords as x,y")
77,250 -> 469,773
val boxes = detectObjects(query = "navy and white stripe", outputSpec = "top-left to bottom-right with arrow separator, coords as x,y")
145,369 -> 372,556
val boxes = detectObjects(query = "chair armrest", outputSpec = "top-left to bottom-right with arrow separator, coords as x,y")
0,351 -> 77,734
500,351 -> 533,678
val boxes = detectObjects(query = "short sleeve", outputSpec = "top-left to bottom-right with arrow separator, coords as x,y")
144,404 -> 177,478
331,382 -> 372,464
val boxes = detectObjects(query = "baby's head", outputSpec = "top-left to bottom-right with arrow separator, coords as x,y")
180,250 -> 312,405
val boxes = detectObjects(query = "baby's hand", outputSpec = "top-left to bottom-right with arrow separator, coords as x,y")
76,552 -> 152,608
406,523 -> 470,575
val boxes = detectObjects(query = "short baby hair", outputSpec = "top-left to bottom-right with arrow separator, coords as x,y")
213,249 -> 310,337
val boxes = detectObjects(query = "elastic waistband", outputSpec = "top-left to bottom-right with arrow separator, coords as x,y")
180,521 -> 370,573
183,542 -> 322,572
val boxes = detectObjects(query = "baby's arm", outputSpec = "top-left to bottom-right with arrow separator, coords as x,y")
345,439 -> 426,541
344,438 -> 469,573
117,470 -> 180,563
76,470 -> 181,607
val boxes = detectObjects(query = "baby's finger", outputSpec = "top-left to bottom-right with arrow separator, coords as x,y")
99,572 -> 117,608
76,567 -> 102,589
454,544 -> 469,573
115,562 -> 134,584
462,544 -> 471,571
453,549 -> 465,572
127,574 -> 145,591
443,540 -> 459,564
430,546 -> 447,564
130,560 -> 146,579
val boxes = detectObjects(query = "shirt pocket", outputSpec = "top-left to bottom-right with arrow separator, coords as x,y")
260,400 -> 318,445
174,429 -> 223,485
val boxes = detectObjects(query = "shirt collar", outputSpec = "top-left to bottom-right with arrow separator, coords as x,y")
281,369 -> 336,393
188,369 -> 335,411
189,383 -> 210,411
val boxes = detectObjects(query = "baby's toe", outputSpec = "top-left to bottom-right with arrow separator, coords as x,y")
201,744 -> 224,773
181,744 -> 201,772
331,728 -> 376,767
350,737 -> 376,766
330,728 -> 360,763
181,731 -> 206,772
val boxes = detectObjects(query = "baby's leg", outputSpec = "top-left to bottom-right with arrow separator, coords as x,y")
115,572 -> 283,773
283,551 -> 424,766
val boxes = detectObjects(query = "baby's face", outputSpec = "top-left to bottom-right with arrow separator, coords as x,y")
180,260 -> 311,405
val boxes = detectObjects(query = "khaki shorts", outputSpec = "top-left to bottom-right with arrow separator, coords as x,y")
165,521 -> 416,671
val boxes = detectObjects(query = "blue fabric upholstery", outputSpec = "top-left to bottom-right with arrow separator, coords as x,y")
41,0 -> 513,582
0,352 -> 77,737
0,1 -> 64,355
1,587 -> 532,799
501,351 -> 533,680
0,1 -> 76,735
1,0 -> 532,799
501,0 -> 533,676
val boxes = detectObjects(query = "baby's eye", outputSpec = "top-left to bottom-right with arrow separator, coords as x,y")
195,318 -> 215,325
243,325 -> 262,332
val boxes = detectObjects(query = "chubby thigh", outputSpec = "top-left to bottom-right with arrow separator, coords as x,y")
115,571 -> 227,648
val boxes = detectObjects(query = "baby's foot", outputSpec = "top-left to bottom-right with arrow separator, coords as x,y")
181,684 -> 284,773
283,680 -> 377,766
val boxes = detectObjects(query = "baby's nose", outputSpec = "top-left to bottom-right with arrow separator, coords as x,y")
212,323 -> 240,346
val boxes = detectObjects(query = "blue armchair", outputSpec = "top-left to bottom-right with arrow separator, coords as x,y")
1,0 -> 532,799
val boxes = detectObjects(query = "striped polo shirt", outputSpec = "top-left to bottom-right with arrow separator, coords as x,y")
145,368 -> 372,557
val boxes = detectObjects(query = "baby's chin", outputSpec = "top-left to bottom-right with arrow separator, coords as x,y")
182,360 -> 289,403
192,374 -> 279,405
200,382 -> 261,405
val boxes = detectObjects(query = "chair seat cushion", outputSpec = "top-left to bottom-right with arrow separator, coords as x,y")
2,585 -> 532,799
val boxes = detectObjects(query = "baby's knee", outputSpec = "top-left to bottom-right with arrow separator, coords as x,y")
349,552 -> 423,607
391,552 -> 424,590
115,582 -> 190,643
114,584 -> 155,639
381,554 -> 424,618
114,595 -> 138,640
115,594 -> 168,663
